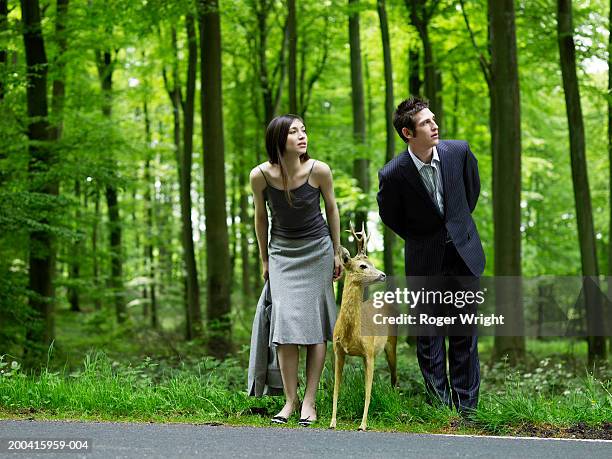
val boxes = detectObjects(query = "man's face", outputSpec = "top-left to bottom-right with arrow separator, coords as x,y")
402,108 -> 439,151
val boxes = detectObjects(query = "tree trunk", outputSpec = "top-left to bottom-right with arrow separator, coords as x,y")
21,0 -> 57,364
256,0 -> 273,124
407,0 -> 442,132
489,0 -> 524,362
0,0 -> 6,184
377,0 -> 395,281
239,161 -> 252,309
229,58 -> 253,312
297,13 -> 330,117
450,70 -> 459,138
164,26 -> 185,330
229,169 -> 238,288
92,188 -> 101,310
348,0 -> 368,232
67,181 -> 81,312
607,0 -> 612,355
182,14 -> 202,339
96,49 -> 125,323
51,0 -> 68,139
199,0 -> 232,358
557,0 -> 607,364
409,46 -> 421,96
52,0 -> 78,312
0,0 -> 7,102
143,99 -> 157,327
288,0 -> 297,113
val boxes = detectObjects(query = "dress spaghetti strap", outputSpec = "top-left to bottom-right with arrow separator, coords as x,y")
258,166 -> 270,185
307,160 -> 317,179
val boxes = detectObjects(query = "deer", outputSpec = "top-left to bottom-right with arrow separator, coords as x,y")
329,222 -> 398,431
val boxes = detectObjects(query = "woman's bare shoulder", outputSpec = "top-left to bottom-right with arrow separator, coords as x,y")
249,162 -> 270,189
311,159 -> 332,178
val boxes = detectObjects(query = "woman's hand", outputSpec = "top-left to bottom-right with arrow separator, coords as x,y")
333,254 -> 343,281
262,260 -> 269,281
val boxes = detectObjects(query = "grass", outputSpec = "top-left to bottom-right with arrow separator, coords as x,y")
1,341 -> 610,438
1,309 -> 610,437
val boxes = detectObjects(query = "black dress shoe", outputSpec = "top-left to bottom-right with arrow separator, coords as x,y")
270,415 -> 288,424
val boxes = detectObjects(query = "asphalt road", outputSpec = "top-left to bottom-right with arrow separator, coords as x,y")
0,420 -> 610,458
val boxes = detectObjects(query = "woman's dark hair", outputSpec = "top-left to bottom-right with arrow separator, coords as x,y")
265,114 -> 310,206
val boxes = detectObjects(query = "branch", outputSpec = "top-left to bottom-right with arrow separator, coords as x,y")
302,16 -> 330,116
271,13 -> 289,112
270,12 -> 288,83
458,0 -> 491,87
425,0 -> 441,21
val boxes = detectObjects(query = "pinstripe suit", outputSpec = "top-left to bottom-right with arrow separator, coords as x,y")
377,139 -> 484,412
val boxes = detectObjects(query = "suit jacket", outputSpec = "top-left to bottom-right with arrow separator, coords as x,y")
377,140 -> 485,277
247,281 -> 283,397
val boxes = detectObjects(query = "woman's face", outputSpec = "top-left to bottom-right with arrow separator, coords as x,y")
284,119 -> 307,157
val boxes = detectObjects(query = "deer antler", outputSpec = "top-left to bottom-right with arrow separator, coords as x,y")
347,221 -> 369,256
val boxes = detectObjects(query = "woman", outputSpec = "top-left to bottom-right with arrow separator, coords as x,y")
249,114 -> 342,426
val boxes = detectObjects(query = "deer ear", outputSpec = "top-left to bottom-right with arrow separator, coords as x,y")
339,246 -> 351,265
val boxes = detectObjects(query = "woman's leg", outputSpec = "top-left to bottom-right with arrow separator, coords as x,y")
275,344 -> 300,418
301,342 -> 326,420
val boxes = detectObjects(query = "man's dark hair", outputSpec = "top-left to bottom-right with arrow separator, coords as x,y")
393,96 -> 429,143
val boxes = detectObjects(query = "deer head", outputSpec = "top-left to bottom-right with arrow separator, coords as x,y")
339,222 -> 386,286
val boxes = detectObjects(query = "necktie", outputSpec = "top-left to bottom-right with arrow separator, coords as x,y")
422,164 -> 441,213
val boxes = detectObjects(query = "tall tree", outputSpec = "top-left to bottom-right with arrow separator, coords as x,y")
181,14 -> 202,339
489,0 -> 524,361
21,0 -> 57,363
608,0 -> 612,354
377,0 -> 395,280
406,0 -> 442,132
408,46 -> 421,96
199,0 -> 232,357
51,0 -> 68,139
50,0 -> 80,313
557,0 -> 607,364
142,97 -> 157,327
288,0 -> 297,113
162,17 -> 202,338
297,5 -> 330,117
348,0 -> 368,232
247,0 -> 288,125
0,0 -> 7,102
229,60 -> 253,310
460,0 -> 525,362
95,44 -> 126,323
91,188 -> 102,311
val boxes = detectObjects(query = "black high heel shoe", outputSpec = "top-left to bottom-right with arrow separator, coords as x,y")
270,399 -> 301,425
298,416 -> 316,427
298,406 -> 317,427
270,415 -> 288,424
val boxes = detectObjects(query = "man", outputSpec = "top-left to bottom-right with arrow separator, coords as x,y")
377,96 -> 485,414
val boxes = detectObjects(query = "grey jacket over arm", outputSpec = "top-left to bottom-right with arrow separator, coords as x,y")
247,281 -> 283,396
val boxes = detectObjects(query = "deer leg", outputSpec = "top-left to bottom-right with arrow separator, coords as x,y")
329,345 -> 345,429
359,354 -> 375,431
384,335 -> 398,388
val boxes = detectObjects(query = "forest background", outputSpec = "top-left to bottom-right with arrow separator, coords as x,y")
0,0 -> 610,434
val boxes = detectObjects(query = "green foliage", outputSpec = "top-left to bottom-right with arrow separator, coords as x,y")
1,0 -> 612,371
0,345 -> 609,434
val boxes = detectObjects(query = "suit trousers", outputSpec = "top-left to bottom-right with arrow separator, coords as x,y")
415,241 -> 480,413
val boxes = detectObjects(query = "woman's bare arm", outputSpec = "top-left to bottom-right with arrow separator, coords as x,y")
249,167 -> 269,278
316,161 -> 343,280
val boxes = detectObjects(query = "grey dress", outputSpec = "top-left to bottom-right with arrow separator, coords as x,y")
260,160 -> 336,345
